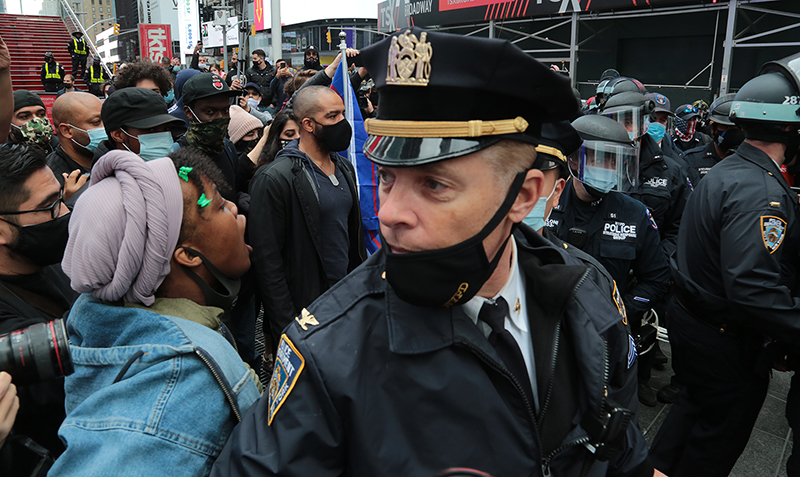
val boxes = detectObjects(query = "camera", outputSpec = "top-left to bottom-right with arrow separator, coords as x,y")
0,319 -> 73,386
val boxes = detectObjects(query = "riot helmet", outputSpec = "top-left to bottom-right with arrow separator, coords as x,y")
600,91 -> 655,141
600,76 -> 646,107
708,94 -> 736,126
729,53 -> 800,156
707,93 -> 745,156
569,114 -> 639,195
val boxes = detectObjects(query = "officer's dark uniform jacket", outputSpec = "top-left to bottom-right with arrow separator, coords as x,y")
212,226 -> 652,477
547,180 -> 669,324
672,130 -> 711,153
682,142 -> 722,186
46,145 -> 90,206
248,139 -> 366,341
672,141 -> 800,341
628,134 -> 692,258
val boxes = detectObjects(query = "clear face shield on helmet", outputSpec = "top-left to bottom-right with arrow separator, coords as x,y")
569,140 -> 640,194
602,106 -> 649,141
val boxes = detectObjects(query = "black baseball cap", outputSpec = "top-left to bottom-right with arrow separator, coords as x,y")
182,73 -> 240,107
244,82 -> 262,96
646,92 -> 673,116
13,90 -> 45,112
102,87 -> 184,135
360,27 -> 579,166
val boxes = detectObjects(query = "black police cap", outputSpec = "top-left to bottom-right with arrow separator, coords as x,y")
360,27 -> 579,166
102,87 -> 184,136
182,73 -> 240,107
534,121 -> 582,172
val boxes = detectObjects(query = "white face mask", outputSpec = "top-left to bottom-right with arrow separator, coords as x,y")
522,180 -> 558,231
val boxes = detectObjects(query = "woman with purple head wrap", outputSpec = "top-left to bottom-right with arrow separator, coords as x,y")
52,148 -> 261,477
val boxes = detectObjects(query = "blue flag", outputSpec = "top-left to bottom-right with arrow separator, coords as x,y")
330,56 -> 381,254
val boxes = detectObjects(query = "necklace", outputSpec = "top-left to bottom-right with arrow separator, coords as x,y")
300,145 -> 339,186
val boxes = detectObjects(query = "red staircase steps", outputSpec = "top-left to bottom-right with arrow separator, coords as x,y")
0,14 -> 92,94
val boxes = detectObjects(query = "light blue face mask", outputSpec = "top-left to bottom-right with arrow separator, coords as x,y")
583,165 -> 618,193
173,65 -> 180,73
163,89 -> 175,103
69,124 -> 107,153
647,122 -> 666,144
247,98 -> 260,110
122,129 -> 174,161
522,182 -> 557,231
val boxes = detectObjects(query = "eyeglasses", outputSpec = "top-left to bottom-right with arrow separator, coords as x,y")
0,190 -> 64,221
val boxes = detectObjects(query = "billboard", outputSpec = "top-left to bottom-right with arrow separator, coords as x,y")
378,0 -> 699,32
202,16 -> 240,49
177,0 -> 200,56
139,24 -> 172,63
254,0 -> 267,31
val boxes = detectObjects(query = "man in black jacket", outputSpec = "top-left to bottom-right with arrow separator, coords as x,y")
649,55 -> 800,477
67,31 -> 87,79
214,27 -> 654,477
0,144 -> 78,470
247,49 -> 275,106
248,85 -> 366,349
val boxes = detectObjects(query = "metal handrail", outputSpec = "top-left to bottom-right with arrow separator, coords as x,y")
56,0 -> 113,78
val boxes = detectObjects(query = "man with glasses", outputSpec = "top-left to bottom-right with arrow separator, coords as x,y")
0,143 -> 78,466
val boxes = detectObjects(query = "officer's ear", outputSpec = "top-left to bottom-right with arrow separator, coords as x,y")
508,167 -> 545,223
57,123 -> 74,140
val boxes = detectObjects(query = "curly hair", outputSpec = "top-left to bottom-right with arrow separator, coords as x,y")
114,59 -> 173,96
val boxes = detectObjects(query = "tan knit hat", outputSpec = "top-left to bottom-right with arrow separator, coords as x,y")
228,104 -> 263,144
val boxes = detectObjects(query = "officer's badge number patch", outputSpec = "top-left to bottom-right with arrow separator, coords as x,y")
645,208 -> 658,231
268,335 -> 305,425
761,216 -> 786,254
628,335 -> 637,369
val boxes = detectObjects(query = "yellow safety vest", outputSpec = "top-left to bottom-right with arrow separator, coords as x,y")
44,62 -> 61,79
89,65 -> 104,83
72,38 -> 87,55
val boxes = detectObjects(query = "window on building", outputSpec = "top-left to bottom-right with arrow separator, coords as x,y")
93,14 -> 96,18
100,14 -> 103,19
94,27 -> 97,32
99,7 -> 102,12
92,6 -> 95,11
91,0 -> 94,4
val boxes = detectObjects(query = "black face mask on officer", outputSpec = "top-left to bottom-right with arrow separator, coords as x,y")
382,171 -> 527,308
713,127 -> 745,155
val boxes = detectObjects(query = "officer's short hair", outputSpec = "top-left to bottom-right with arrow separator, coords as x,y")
483,140 -> 538,187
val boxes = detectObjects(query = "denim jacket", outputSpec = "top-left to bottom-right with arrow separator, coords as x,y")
50,294 -> 261,477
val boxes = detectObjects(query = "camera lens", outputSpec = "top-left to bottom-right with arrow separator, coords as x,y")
0,319 -> 73,386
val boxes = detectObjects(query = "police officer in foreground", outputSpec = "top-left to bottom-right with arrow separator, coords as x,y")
600,90 -> 691,260
648,53 -> 800,477
547,114 -> 669,407
212,28 -> 658,477
681,93 -> 745,186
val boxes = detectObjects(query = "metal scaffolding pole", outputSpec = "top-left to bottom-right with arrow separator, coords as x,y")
720,0 -> 738,95
569,11 -> 578,87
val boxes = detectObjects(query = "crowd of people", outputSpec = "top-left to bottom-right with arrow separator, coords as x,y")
0,22 -> 799,477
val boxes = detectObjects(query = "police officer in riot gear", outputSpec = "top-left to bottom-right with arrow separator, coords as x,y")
649,53 -> 800,477
681,94 -> 745,185
601,90 -> 692,259
547,114 -> 669,407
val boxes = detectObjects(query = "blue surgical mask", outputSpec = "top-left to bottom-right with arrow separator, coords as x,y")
522,182 -> 557,230
647,122 -> 666,144
583,165 -> 618,193
122,129 -> 174,161
163,89 -> 175,103
69,124 -> 107,153
247,98 -> 260,110
173,65 -> 180,72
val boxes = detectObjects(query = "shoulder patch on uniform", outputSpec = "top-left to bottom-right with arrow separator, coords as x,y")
612,280 -> 628,326
628,335 -> 637,369
686,176 -> 694,191
761,216 -> 786,254
645,208 -> 658,231
268,334 -> 306,425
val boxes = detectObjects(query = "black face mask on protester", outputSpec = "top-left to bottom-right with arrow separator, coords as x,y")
714,128 -> 746,155
311,117 -> 352,152
6,213 -> 70,267
304,57 -> 320,69
179,247 -> 241,311
382,171 -> 527,308
235,137 -> 259,155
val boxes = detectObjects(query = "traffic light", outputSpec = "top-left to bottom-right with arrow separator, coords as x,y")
113,23 -> 120,34
326,30 -> 331,43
